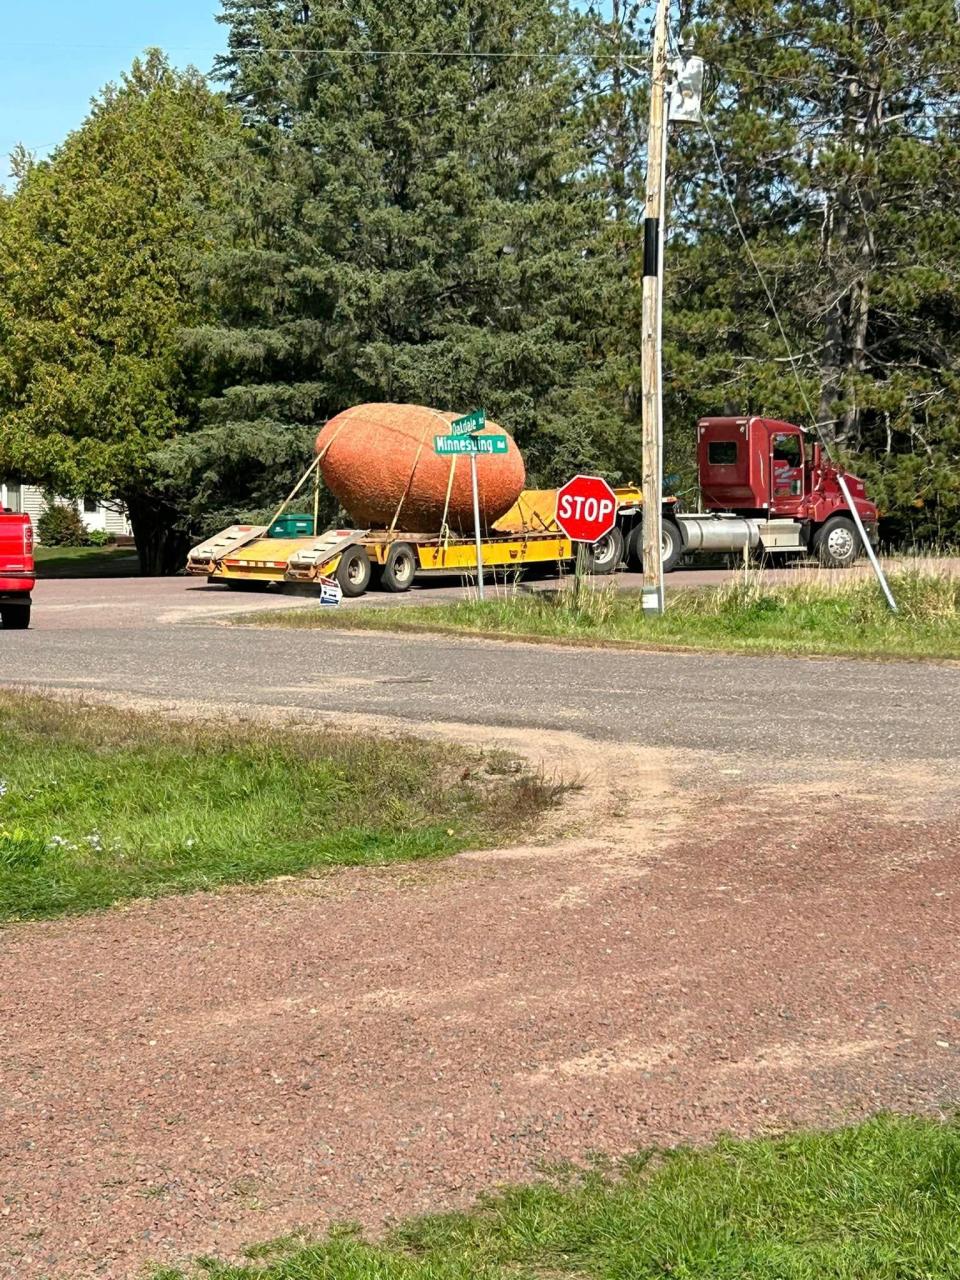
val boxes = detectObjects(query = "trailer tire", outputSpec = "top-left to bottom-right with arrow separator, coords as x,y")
626,520 -> 683,574
813,516 -> 861,568
0,603 -> 30,629
380,542 -> 417,593
335,545 -> 372,597
591,527 -> 624,575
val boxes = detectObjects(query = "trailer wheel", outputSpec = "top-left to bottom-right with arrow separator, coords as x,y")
625,521 -> 683,574
0,603 -> 30,629
591,528 -> 624,575
813,516 -> 861,568
335,545 -> 372,597
380,542 -> 417,593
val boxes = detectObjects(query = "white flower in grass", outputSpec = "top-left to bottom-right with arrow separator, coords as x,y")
0,780 -> 7,798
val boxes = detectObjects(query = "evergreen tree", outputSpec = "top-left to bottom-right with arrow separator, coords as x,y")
0,53 -> 236,571
662,0 -> 960,541
183,0 -> 625,497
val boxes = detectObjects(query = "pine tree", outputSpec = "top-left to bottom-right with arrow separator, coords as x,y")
182,0 -> 625,499
662,0 -> 960,540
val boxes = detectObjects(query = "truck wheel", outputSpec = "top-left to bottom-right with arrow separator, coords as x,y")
627,522 -> 682,573
813,516 -> 861,568
1,603 -> 30,629
661,519 -> 683,573
335,545 -> 372,597
591,528 -> 624,575
380,542 -> 417,593
624,525 -> 643,571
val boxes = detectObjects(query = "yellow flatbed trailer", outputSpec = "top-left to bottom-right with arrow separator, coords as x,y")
186,486 -> 660,598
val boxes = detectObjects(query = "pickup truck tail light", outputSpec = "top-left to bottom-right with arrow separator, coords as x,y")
23,522 -> 33,558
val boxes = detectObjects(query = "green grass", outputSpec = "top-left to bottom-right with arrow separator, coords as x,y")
241,570 -> 960,662
33,544 -> 140,577
0,693 -> 556,921
154,1115 -> 960,1279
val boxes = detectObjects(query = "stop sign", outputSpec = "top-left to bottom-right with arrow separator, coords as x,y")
555,474 -> 619,543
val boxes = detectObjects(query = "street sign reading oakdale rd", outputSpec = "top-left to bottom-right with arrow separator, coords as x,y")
555,475 -> 619,543
450,409 -> 486,436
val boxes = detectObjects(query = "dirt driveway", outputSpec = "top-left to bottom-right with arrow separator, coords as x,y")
2,709 -> 959,1279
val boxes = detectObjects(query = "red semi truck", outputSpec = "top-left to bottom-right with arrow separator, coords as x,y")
0,511 -> 34,629
611,416 -> 880,573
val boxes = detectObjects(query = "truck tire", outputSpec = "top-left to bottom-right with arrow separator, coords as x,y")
661,519 -> 683,573
625,520 -> 683,574
335,544 -> 372,597
591,527 -> 624,575
1,603 -> 30,629
379,542 -> 417,593
813,516 -> 861,568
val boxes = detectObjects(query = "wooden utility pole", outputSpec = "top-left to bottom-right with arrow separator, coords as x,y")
640,0 -> 670,616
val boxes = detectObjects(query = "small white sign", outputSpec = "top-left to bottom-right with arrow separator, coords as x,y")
319,576 -> 343,606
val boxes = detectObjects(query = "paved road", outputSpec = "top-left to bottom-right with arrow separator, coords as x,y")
30,552 -> 954,630
2,596 -> 957,761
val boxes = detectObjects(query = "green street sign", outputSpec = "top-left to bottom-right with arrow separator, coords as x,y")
434,434 -> 508,457
450,409 -> 486,437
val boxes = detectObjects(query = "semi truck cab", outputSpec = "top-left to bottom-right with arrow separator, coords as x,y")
687,416 -> 879,566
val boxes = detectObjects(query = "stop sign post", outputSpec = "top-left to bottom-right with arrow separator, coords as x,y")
555,475 -> 618,544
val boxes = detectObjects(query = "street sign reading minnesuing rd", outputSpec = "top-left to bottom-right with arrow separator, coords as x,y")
450,409 -> 486,436
434,434 -> 508,456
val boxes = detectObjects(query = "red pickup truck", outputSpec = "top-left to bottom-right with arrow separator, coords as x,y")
0,512 -> 34,629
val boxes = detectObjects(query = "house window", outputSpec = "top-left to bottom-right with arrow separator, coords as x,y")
83,497 -> 99,514
708,441 -> 738,465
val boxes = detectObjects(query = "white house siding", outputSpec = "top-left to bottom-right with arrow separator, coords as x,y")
1,483 -> 131,537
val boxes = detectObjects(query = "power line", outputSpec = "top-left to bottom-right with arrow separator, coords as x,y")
700,108 -> 898,612
0,42 -> 623,59
700,111 -> 817,430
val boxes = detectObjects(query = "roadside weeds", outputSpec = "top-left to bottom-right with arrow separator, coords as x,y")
234,569 -> 960,664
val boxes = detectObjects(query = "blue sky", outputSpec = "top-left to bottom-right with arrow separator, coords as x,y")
2,1 -> 224,183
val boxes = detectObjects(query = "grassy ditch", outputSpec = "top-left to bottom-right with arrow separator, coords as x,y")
241,570 -> 960,662
0,693 -> 556,922
156,1115 -> 960,1279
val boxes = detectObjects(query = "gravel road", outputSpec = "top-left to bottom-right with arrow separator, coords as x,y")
3,735 -> 959,1278
2,580 -> 959,1277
